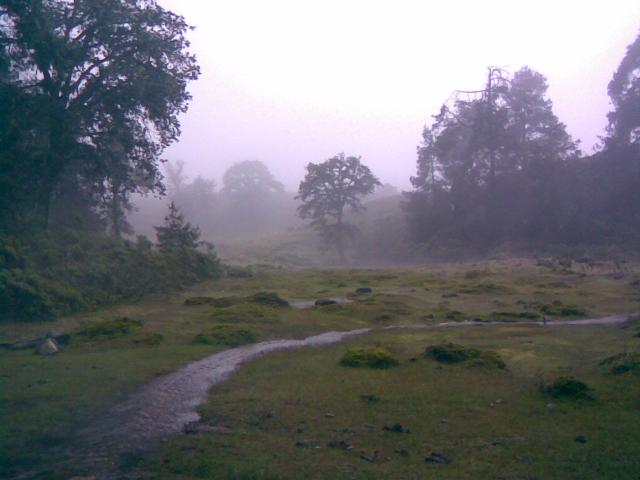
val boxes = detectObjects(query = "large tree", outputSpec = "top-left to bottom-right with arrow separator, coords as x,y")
607,29 -> 640,147
297,153 -> 380,263
405,67 -> 579,248
0,0 -> 199,229
222,160 -> 284,198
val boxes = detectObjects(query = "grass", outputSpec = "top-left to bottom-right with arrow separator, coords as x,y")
0,258 -> 639,478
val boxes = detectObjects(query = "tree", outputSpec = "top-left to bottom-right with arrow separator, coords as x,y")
0,0 -> 199,229
154,201 -> 201,251
297,153 -> 380,263
607,29 -> 640,147
405,67 -> 579,248
222,160 -> 284,198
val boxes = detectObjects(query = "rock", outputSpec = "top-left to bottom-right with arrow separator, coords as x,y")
490,399 -> 505,407
36,338 -> 59,355
424,451 -> 450,464
328,440 -> 353,451
46,329 -> 63,339
315,299 -> 338,306
575,435 -> 587,443
546,402 -> 558,411
359,450 -> 379,462
324,412 -> 335,418
355,287 -> 373,294
394,448 -> 410,456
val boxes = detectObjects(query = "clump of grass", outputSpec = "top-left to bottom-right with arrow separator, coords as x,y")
75,317 -> 143,339
540,301 -> 587,317
360,394 -> 381,403
424,342 -> 506,369
133,333 -> 164,346
210,303 -> 278,324
249,292 -> 289,307
193,326 -> 257,347
541,376 -> 593,400
339,347 -> 399,369
491,311 -> 540,320
599,352 -> 640,374
184,296 -> 215,306
210,296 -> 242,308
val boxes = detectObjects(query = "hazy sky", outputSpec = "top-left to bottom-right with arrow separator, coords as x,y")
157,0 -> 640,191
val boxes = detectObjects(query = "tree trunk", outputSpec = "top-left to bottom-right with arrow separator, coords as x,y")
336,209 -> 346,264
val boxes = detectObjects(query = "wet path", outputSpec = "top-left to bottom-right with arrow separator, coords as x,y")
64,314 -> 629,478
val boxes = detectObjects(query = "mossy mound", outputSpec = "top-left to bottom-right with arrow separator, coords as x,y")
249,292 -> 289,307
424,342 -> 506,369
75,317 -> 143,340
184,296 -> 215,306
193,326 -> 257,347
210,303 -> 279,324
541,376 -> 593,400
340,347 -> 399,369
599,352 -> 640,374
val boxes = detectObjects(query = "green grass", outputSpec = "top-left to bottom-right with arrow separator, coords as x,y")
144,325 -> 640,480
0,258 -> 639,478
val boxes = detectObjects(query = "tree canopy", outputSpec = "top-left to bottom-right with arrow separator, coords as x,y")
0,0 -> 199,231
297,153 -> 380,262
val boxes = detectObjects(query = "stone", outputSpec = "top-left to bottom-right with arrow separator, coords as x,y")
359,450 -> 379,462
575,435 -> 587,443
424,451 -> 450,464
36,338 -> 59,355
395,448 -> 410,456
383,423 -> 408,433
295,439 -> 319,448
546,403 -> 558,411
355,287 -> 373,294
324,412 -> 335,418
315,299 -> 338,306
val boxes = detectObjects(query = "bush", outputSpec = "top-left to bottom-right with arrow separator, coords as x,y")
249,292 -> 289,307
339,347 -> 399,369
211,303 -> 278,324
599,352 -> 640,374
193,326 -> 257,347
424,342 -> 506,369
541,376 -> 593,400
75,317 -> 143,340
0,269 -> 56,322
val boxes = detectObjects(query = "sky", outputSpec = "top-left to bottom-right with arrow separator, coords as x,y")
157,0 -> 640,191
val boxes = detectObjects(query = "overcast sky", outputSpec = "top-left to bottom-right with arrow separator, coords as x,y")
157,0 -> 640,191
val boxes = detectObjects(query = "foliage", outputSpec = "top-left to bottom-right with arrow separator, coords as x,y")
222,160 -> 284,197
339,347 -> 399,369
249,291 -> 290,307
541,376 -> 593,400
599,352 -> 640,374
0,0 -> 199,231
75,317 -> 143,340
155,202 -> 203,251
193,326 -> 257,347
424,342 -> 506,368
297,153 -> 380,262
0,230 -> 220,322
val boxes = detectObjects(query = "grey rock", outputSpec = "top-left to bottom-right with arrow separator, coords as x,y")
424,451 -> 450,464
36,338 -> 59,355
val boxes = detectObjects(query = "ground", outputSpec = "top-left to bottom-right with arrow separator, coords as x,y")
1,258 -> 639,478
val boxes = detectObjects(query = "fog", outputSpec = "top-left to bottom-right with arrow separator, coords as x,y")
156,0 -> 640,191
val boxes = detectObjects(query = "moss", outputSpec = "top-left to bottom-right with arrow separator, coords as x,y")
249,292 -> 289,307
541,376 -> 593,400
424,342 -> 506,369
75,317 -> 143,340
599,352 -> 640,374
339,347 -> 399,369
210,303 -> 278,324
193,326 -> 257,347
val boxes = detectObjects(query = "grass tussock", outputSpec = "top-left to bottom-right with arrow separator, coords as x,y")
193,326 -> 257,347
75,316 -> 143,340
249,291 -> 290,307
541,376 -> 593,400
599,352 -> 640,374
424,342 -> 506,369
339,347 -> 399,369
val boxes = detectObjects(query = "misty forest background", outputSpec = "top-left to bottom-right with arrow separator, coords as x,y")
1,1 -> 640,322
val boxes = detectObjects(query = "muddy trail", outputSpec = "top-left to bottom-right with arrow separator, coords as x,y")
28,314 -> 630,479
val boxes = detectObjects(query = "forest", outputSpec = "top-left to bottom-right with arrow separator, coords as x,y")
1,1 -> 640,479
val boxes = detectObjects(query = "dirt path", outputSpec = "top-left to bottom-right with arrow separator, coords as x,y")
57,314 -> 630,478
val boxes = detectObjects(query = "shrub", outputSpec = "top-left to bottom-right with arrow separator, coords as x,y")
0,269 -> 56,322
424,342 -> 506,369
249,292 -> 289,307
193,326 -> 257,347
339,347 -> 399,369
599,352 -> 640,374
541,376 -> 593,400
75,317 -> 143,340
211,303 -> 278,324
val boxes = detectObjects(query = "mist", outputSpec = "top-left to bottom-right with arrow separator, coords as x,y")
155,0 -> 640,191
